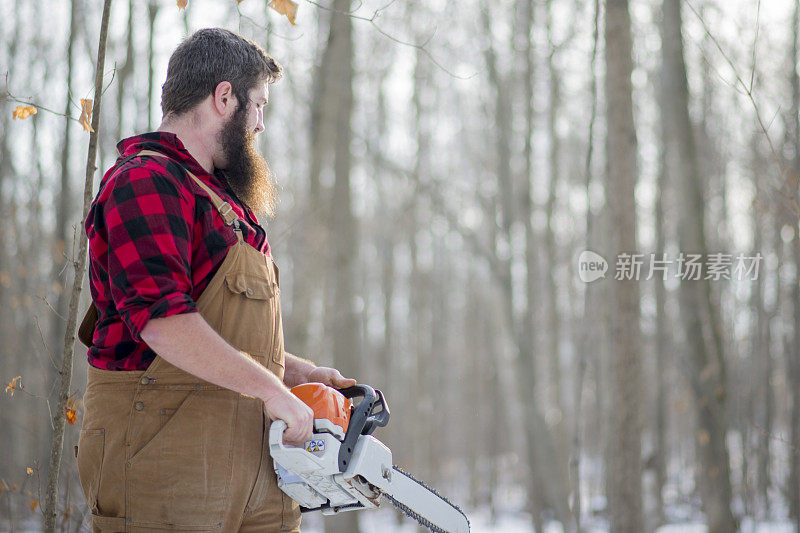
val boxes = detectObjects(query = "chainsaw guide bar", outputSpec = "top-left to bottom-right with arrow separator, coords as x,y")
385,465 -> 471,533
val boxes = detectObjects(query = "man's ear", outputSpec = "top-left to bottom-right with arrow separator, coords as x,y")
212,81 -> 236,117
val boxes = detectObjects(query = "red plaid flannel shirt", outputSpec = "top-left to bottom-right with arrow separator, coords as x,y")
85,132 -> 272,371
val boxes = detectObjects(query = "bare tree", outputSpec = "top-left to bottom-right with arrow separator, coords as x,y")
321,1 -> 358,531
604,0 -> 644,531
51,0 -> 79,362
146,0 -> 159,130
482,2 -> 572,529
517,2 -> 546,528
790,0 -> 800,527
653,59 -> 670,528
43,1 -> 113,530
544,0 -> 565,425
571,0 -> 601,529
114,0 -> 134,141
286,6 -> 336,357
660,0 -> 737,530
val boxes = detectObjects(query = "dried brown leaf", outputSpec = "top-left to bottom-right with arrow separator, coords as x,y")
79,99 -> 94,133
269,0 -> 298,25
5,376 -> 22,397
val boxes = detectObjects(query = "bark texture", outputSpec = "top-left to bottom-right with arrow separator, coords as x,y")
604,0 -> 644,531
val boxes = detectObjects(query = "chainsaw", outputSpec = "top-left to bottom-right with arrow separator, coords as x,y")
268,383 -> 471,533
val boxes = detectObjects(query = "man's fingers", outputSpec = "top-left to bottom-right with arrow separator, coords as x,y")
283,433 -> 304,447
332,373 -> 357,388
308,366 -> 357,388
282,416 -> 312,446
271,392 -> 314,447
323,368 -> 356,388
287,406 -> 313,445
282,426 -> 308,447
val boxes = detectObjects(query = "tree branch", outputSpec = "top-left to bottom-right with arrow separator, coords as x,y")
303,0 -> 473,79
686,0 -> 800,218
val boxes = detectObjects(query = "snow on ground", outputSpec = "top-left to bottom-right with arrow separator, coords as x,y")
655,521 -> 796,533
13,512 -> 798,532
297,506 -> 796,532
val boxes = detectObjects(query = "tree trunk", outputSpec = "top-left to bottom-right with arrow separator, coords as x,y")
790,1 -> 800,526
411,21 -> 434,494
51,0 -> 79,367
751,190 -> 771,518
654,65 -> 669,528
483,4 -> 571,529
147,0 -> 159,131
604,1 -> 644,531
545,0 -> 564,426
791,238 -> 800,529
660,1 -> 737,531
571,0 -> 601,530
370,65 -> 393,394
287,7 -> 337,357
322,1 -> 358,531
43,1 -> 113,530
0,3 -> 21,451
115,0 -> 134,141
518,2 -> 545,528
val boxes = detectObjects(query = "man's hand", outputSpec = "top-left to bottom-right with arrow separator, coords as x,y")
307,366 -> 357,389
283,352 -> 358,389
263,388 -> 314,446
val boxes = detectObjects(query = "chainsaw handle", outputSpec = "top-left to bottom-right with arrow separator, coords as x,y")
268,419 -> 289,448
338,384 -> 391,435
337,384 -> 390,472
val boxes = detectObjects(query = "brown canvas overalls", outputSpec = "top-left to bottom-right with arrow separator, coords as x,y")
77,151 -> 301,532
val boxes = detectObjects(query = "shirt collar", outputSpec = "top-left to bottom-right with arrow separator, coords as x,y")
116,132 -> 210,180
116,132 -> 260,221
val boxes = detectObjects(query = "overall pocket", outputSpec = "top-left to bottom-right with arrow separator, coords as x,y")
220,270 -> 276,357
126,390 -> 237,529
76,428 -> 105,513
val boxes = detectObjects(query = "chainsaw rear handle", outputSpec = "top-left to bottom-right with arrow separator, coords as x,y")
337,384 -> 390,472
269,419 -> 289,446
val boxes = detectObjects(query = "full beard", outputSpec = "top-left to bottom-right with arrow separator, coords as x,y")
218,108 -> 277,218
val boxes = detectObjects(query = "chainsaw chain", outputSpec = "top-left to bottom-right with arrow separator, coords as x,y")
384,465 -> 470,533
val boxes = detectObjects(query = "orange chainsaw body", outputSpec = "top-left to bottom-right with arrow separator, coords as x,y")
291,383 -> 353,434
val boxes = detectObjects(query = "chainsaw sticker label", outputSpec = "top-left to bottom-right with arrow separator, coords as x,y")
305,439 -> 325,453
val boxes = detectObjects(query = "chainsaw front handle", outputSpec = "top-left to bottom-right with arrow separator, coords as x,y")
337,384 -> 390,472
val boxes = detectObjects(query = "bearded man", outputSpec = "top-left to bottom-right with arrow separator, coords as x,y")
76,28 -> 355,532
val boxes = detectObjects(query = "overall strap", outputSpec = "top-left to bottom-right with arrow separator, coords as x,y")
134,149 -> 240,228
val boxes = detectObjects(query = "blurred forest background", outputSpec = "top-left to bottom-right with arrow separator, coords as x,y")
1,0 -> 800,531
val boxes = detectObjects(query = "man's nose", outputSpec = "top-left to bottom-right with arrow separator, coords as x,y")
254,113 -> 265,134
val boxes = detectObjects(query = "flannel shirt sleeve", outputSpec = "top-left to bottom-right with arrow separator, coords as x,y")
103,165 -> 198,340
